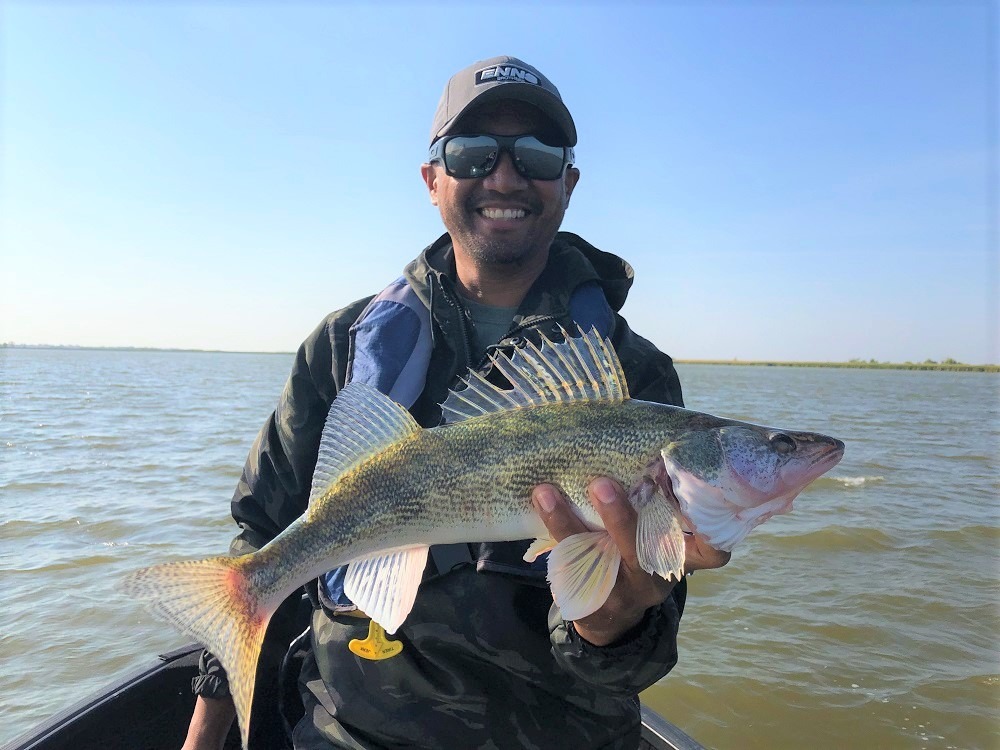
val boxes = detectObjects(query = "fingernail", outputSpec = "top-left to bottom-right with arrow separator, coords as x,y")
533,486 -> 557,513
592,477 -> 618,505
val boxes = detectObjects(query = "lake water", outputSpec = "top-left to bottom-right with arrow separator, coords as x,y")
1,348 -> 997,749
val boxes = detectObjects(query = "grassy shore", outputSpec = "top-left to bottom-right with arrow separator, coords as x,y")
675,359 -> 999,373
5,344 -> 997,373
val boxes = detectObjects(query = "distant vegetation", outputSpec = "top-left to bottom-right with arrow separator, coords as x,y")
676,357 -> 998,373
3,343 -> 997,372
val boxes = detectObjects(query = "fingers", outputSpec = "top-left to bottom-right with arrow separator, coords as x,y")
531,484 -> 587,542
532,478 -> 640,566
533,478 -> 732,572
585,478 -> 640,568
532,478 -> 682,645
684,533 -> 732,571
572,478 -> 677,644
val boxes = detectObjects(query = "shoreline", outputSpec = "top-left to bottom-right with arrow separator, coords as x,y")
675,359 -> 999,373
0,344 -> 294,356
3,345 -> 997,372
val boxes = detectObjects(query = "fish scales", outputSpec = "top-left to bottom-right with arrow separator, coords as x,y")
258,400 -> 681,597
120,329 -> 844,749
217,400 -> 709,636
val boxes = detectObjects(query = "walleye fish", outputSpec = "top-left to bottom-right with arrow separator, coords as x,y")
122,329 -> 844,748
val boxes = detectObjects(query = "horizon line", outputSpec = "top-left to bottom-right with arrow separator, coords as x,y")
3,342 -> 997,370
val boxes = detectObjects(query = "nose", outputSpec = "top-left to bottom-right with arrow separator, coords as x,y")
482,148 -> 530,192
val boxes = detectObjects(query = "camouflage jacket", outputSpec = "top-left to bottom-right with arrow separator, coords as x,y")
197,232 -> 688,749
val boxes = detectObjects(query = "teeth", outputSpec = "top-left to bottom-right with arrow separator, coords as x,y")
480,208 -> 526,220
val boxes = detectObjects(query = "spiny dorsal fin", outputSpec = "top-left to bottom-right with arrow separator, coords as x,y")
308,381 -> 420,512
440,326 -> 630,424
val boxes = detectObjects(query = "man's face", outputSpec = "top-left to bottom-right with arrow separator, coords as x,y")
421,101 -> 580,269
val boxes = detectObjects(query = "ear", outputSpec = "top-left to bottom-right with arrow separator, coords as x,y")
563,166 -> 581,208
420,163 -> 440,206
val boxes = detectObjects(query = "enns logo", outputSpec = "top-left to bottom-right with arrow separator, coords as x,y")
475,65 -> 540,86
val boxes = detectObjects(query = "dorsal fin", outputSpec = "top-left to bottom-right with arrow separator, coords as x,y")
308,381 -> 420,512
440,326 -> 630,424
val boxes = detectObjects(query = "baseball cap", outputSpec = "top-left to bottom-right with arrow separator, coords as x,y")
430,56 -> 577,147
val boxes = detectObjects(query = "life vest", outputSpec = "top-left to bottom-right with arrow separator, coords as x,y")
320,275 -> 614,609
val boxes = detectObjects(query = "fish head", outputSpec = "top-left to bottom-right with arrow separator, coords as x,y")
660,423 -> 844,552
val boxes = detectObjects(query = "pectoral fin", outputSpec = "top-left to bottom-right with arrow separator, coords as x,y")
546,531 -> 621,621
629,476 -> 686,581
344,545 -> 430,634
660,450 -> 742,552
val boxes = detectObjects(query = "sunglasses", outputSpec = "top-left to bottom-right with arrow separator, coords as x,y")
428,134 -> 574,181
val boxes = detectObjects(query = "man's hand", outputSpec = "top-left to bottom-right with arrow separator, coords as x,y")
531,477 -> 730,647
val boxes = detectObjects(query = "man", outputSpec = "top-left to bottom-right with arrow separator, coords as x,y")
182,55 -> 729,750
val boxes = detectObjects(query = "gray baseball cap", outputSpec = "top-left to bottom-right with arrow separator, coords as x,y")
430,56 -> 577,146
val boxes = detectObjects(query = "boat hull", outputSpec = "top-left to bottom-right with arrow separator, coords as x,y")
3,643 -> 704,750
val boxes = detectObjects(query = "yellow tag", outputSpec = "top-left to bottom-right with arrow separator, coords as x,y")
348,620 -> 403,661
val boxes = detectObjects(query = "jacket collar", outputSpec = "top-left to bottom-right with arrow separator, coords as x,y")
402,232 -> 635,321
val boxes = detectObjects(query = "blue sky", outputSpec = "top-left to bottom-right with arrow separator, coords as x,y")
1,2 -> 996,363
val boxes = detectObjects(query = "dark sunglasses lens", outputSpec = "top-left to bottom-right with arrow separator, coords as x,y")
443,136 -> 567,179
444,136 -> 500,178
512,137 -> 567,180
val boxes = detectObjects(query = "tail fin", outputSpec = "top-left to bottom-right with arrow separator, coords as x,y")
121,556 -> 273,750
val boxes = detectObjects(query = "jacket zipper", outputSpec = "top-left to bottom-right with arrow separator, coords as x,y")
433,272 -> 565,372
434,273 -> 476,370
477,314 -> 562,369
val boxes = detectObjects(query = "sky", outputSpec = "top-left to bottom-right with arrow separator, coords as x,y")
1,1 -> 996,363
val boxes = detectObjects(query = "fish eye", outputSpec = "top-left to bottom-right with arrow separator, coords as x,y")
769,433 -> 797,454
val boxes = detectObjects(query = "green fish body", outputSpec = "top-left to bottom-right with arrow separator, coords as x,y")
122,329 -> 844,748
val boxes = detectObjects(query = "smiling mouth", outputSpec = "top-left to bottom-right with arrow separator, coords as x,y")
478,207 -> 529,220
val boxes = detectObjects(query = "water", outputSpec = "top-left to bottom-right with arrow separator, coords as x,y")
2,349 -> 998,749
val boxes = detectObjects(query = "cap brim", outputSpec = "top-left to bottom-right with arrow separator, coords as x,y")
434,83 -> 577,146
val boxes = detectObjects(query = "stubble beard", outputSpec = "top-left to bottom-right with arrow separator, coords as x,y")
461,235 -> 534,266
447,194 -> 561,269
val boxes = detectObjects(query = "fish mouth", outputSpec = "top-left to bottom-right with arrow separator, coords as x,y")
808,438 -> 845,470
780,438 -> 844,498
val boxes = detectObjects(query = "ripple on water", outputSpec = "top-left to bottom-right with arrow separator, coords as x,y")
923,524 -> 1000,545
1,516 -> 87,536
647,664 -> 998,750
0,480 -> 79,496
764,524 -> 898,553
811,474 -> 886,490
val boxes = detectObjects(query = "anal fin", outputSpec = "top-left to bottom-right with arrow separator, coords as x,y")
344,545 -> 430,634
